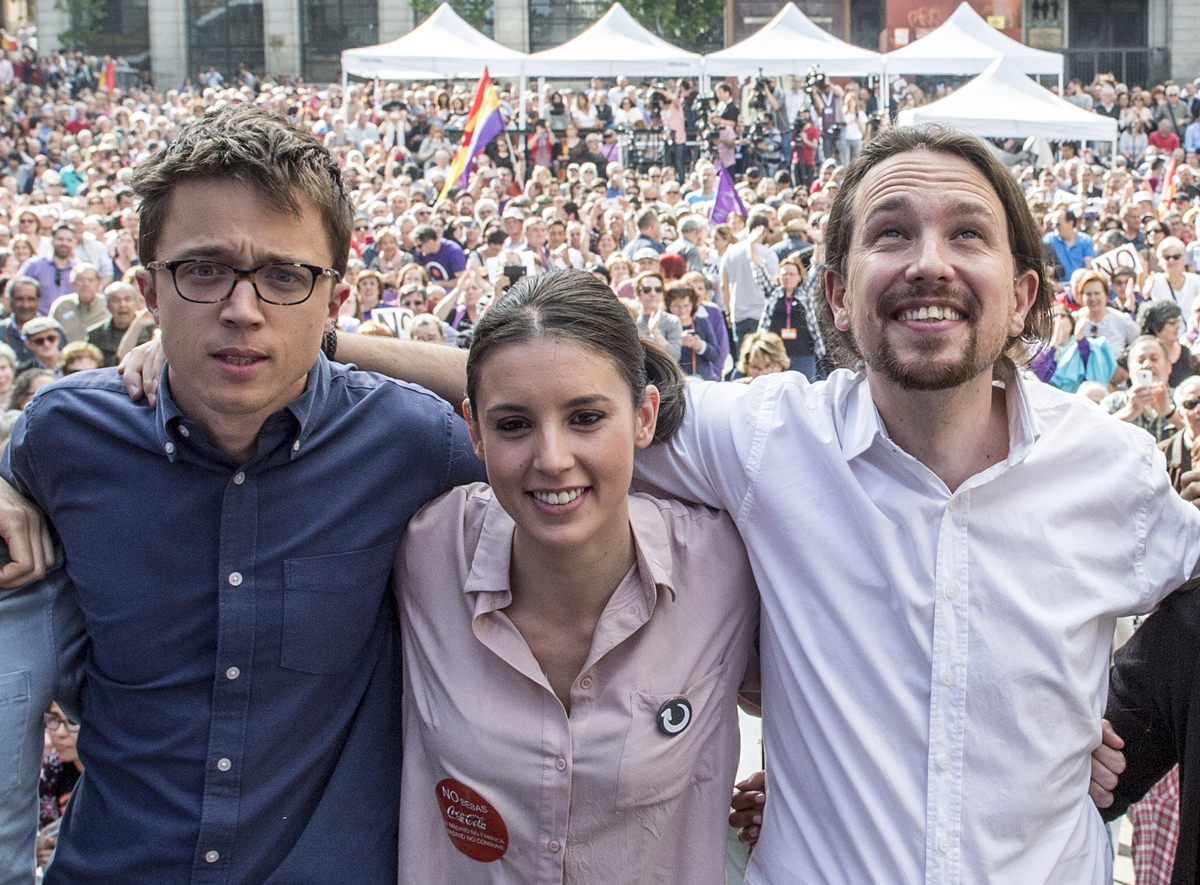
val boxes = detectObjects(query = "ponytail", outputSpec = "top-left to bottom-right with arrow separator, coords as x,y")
641,339 -> 687,445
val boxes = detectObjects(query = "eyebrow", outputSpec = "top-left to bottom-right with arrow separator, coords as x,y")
868,195 -> 997,225
485,393 -> 616,415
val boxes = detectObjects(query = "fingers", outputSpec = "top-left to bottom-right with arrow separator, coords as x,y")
735,770 -> 766,793
1088,719 -> 1125,809
1102,718 -> 1125,751
736,824 -> 760,847
0,483 -> 47,588
1089,776 -> 1115,809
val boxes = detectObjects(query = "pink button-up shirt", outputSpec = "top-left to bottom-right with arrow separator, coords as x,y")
395,484 -> 758,884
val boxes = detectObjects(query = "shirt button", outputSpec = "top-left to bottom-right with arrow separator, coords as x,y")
548,840 -> 561,853
292,440 -> 300,451
938,836 -> 951,853
233,472 -> 245,485
178,426 -> 190,438
555,758 -> 567,771
579,676 -> 593,689
225,666 -> 240,680
944,583 -> 959,600
939,754 -> 951,771
164,442 -> 175,454
947,497 -> 960,512
941,670 -> 955,686
205,850 -> 219,863
217,757 -> 232,772
228,572 -> 243,586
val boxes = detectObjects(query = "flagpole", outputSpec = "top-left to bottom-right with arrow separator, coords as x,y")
505,131 -> 523,186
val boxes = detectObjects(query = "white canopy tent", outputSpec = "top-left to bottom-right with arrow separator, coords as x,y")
523,3 -> 704,78
884,2 -> 1063,88
895,56 -> 1116,142
340,5 -> 529,126
703,3 -> 883,77
340,4 -> 529,79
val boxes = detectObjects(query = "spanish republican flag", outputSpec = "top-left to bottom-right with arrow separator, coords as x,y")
1161,154 -> 1177,209
438,68 -> 505,202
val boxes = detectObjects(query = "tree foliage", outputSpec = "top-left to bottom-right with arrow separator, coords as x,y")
55,0 -> 107,51
412,0 -> 494,34
623,0 -> 725,53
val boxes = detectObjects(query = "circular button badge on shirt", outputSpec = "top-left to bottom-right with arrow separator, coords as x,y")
435,778 -> 509,862
656,697 -> 692,736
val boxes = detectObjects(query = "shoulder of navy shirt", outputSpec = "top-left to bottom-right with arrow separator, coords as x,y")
3,355 -> 485,885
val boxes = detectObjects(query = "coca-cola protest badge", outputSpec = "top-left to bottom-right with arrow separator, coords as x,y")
435,778 -> 509,862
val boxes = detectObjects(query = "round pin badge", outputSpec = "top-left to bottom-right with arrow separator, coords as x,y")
656,697 -> 692,736
435,778 -> 509,862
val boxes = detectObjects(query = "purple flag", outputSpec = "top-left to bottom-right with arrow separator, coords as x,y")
710,164 -> 747,224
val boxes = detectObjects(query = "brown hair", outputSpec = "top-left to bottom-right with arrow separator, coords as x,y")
818,124 -> 1054,369
664,284 -> 698,315
465,269 -> 686,445
131,105 -> 353,275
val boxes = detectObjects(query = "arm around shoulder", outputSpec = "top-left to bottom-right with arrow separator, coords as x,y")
333,331 -> 469,413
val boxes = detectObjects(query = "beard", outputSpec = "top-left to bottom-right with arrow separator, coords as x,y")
855,285 -> 1005,391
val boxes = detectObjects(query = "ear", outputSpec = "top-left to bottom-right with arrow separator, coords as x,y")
327,281 -> 349,324
462,398 -> 486,462
824,267 -> 851,332
634,384 -> 660,450
1010,268 -> 1040,338
135,267 -> 160,323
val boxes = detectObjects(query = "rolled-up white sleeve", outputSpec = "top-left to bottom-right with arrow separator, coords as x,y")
634,378 -> 771,518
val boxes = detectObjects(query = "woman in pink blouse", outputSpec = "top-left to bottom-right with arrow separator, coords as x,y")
394,270 -> 758,883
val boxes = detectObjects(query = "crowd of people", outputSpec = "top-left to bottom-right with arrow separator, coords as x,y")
2,44 -> 1200,884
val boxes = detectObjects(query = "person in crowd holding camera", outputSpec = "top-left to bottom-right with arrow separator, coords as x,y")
806,69 -> 844,166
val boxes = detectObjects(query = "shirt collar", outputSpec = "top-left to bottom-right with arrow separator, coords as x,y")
154,354 -> 331,464
839,361 -> 1041,467
463,491 -> 677,618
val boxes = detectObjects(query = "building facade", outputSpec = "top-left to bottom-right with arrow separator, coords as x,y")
9,0 -> 1198,88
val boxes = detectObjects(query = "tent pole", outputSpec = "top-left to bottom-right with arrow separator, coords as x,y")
879,57 -> 888,125
538,76 -> 546,120
519,74 -> 527,130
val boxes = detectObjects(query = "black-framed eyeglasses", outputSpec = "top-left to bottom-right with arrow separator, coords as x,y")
1182,398 -> 1200,411
146,259 -> 340,306
44,713 -> 79,732
1164,253 -> 1184,260
28,334 -> 58,346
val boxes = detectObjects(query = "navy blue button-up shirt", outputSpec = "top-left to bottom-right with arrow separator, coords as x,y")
3,356 -> 483,884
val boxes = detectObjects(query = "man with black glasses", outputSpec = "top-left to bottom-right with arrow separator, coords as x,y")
1,105 -> 482,884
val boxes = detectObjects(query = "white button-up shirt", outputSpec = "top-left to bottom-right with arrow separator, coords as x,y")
635,369 -> 1200,885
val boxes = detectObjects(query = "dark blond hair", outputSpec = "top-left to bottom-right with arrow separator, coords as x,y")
131,105 -> 353,275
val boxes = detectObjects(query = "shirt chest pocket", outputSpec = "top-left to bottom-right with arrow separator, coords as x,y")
615,660 -> 733,809
281,544 -> 395,675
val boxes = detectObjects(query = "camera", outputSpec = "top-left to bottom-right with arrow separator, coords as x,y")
802,65 -> 827,97
749,77 -> 771,113
648,82 -> 667,115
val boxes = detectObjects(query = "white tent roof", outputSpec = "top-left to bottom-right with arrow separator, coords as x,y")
341,4 -> 528,79
704,4 -> 882,76
895,56 -> 1116,141
885,2 -> 1063,76
524,3 -> 703,77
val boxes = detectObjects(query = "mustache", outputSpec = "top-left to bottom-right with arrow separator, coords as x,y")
877,285 -> 979,321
